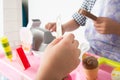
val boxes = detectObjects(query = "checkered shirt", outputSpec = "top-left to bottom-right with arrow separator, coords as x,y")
72,0 -> 96,26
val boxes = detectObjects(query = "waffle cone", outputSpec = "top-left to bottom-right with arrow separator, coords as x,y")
84,67 -> 99,80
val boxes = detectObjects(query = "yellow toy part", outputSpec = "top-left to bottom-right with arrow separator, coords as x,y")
98,57 -> 120,68
0,36 -> 13,61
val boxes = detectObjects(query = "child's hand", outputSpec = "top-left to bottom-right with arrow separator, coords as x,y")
45,22 -> 56,32
45,22 -> 65,34
94,17 -> 120,35
36,33 -> 80,80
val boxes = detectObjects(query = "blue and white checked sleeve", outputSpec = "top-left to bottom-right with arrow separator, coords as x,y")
72,0 -> 96,26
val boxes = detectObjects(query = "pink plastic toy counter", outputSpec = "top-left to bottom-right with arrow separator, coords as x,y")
0,51 -> 113,80
65,63 -> 113,80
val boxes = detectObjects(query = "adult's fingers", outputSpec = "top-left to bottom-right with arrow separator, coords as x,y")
49,37 -> 63,46
73,40 -> 79,49
77,49 -> 81,58
62,33 -> 75,43
73,49 -> 81,59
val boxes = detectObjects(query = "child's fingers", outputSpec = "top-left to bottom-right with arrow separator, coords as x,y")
45,23 -> 56,30
51,26 -> 56,32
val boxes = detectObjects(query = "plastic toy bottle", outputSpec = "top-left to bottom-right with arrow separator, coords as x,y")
0,36 -> 13,61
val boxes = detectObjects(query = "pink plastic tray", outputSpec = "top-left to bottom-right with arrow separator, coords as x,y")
0,51 -> 113,80
0,52 -> 40,80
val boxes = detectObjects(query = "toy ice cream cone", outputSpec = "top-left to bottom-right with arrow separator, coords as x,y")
82,56 -> 99,80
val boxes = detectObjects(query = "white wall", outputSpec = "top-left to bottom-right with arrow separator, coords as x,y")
0,0 -> 3,36
29,0 -> 82,23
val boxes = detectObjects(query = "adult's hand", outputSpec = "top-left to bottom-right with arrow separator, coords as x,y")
36,33 -> 80,80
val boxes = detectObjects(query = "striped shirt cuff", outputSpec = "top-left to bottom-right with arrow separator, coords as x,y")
72,12 -> 86,26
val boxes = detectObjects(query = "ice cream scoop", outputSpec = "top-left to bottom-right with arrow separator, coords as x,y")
83,56 -> 98,69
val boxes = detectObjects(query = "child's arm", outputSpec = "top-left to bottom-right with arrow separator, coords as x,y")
45,0 -> 96,34
45,19 -> 80,34
62,19 -> 80,33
